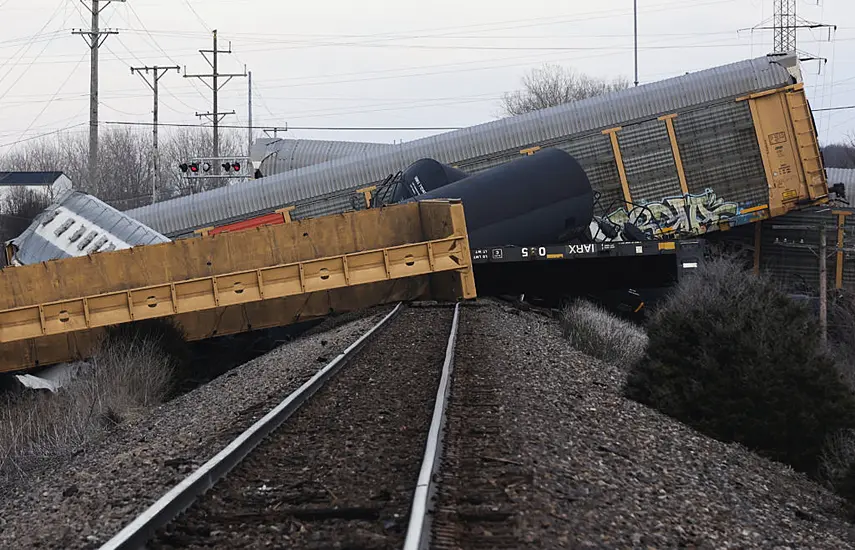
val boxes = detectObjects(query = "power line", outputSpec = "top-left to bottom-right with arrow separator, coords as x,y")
182,0 -> 211,32
0,2 -> 67,97
14,53 -> 88,144
102,120 -> 462,131
0,122 -> 88,149
122,2 -> 209,103
814,105 -> 855,112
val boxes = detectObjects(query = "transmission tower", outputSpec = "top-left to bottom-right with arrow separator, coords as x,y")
773,0 -> 797,53
749,0 -> 835,62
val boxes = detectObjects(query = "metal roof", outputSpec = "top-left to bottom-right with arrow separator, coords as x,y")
126,53 -> 802,238
0,171 -> 66,186
7,190 -> 170,266
825,167 -> 855,202
252,138 -> 393,175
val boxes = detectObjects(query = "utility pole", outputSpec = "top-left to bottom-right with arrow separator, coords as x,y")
247,70 -> 253,158
772,219 -> 836,346
633,0 -> 638,87
185,29 -> 247,174
130,65 -> 180,204
72,0 -> 126,189
819,222 -> 828,345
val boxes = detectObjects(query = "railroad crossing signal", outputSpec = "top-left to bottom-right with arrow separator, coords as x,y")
178,156 -> 250,179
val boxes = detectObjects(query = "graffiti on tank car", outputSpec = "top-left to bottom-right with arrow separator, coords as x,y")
591,188 -> 740,243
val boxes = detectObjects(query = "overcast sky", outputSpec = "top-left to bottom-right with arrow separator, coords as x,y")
1,0 -> 853,155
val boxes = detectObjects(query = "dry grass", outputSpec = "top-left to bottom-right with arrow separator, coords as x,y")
560,299 -> 648,368
828,290 -> 855,392
819,429 -> 855,492
0,331 -> 175,477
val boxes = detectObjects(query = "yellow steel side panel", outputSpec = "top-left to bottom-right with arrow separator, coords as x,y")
346,251 -> 388,286
418,200 -> 477,300
0,202 -> 428,311
175,280 -> 218,313
0,201 -> 477,373
176,278 -> 431,342
303,258 -> 348,293
216,273 -> 262,306
387,243 -> 431,278
748,90 -> 827,217
131,285 -> 175,320
43,300 -> 87,335
0,278 -> 430,373
0,307 -> 42,341
89,292 -> 133,327
259,265 -> 303,298
0,237 -> 469,345
785,89 -> 827,200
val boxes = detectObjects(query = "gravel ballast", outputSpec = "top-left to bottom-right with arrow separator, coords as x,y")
2,298 -> 855,548
150,306 -> 453,549
432,300 -> 855,549
0,306 -> 392,549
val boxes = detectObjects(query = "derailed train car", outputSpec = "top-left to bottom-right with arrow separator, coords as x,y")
124,53 -> 829,242
393,148 -> 595,249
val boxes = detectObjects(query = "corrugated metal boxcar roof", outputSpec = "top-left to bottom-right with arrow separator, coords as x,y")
126,53 -> 802,238
7,190 -> 170,266
252,138 -> 393,175
826,167 -> 855,202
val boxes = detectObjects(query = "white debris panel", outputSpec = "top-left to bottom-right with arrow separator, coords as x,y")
6,190 -> 171,266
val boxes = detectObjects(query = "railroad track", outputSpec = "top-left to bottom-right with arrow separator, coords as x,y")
98,302 -> 460,550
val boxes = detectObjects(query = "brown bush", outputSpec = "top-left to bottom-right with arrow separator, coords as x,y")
0,330 -> 175,477
560,299 -> 648,367
624,258 -> 855,478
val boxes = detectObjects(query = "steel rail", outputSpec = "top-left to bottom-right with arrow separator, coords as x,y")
403,301 -> 461,550
97,302 -> 404,550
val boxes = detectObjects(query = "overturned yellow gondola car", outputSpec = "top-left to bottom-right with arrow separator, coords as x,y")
0,200 -> 476,373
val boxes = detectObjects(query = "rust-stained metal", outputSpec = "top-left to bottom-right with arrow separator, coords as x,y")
0,200 -> 476,373
745,85 -> 828,218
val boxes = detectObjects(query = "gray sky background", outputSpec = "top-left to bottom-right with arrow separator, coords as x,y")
1,0 -> 853,154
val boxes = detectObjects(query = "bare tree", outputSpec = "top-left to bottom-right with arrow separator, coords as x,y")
0,127 -> 247,211
822,139 -> 855,169
501,64 -> 630,117
0,187 -> 52,251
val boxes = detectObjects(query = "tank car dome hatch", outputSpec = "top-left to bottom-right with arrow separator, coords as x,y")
394,159 -> 469,203
409,148 -> 594,249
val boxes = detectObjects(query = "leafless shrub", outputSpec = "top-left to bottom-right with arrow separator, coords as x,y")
501,63 -> 630,117
819,428 -> 855,499
0,186 -> 52,245
829,289 -> 855,392
560,299 -> 647,367
0,331 -> 174,476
